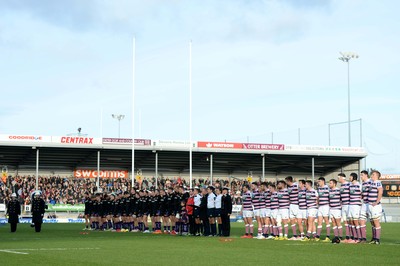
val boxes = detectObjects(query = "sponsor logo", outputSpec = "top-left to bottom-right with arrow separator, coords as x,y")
243,143 -> 285,150
198,141 -> 242,149
8,135 -> 42,141
74,170 -> 129,179
61,137 -> 93,144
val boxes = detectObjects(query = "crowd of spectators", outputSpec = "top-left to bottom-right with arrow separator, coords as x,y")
0,175 -> 249,206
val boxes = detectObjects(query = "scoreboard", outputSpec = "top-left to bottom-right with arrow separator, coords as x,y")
382,181 -> 400,197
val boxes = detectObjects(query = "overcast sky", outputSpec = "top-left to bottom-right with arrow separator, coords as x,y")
0,0 -> 399,173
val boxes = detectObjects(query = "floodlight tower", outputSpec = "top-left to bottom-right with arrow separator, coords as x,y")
112,114 -> 125,138
338,52 -> 359,147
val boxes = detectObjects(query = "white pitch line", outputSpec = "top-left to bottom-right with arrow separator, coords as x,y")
8,248 -> 100,251
0,249 -> 29,255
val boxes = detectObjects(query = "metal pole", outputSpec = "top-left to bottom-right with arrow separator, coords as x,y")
97,150 -> 100,188
262,154 -> 265,181
311,157 -> 315,187
360,119 -> 362,147
347,60 -> 351,147
328,123 -> 331,146
189,40 -> 193,189
131,37 -> 135,188
210,154 -> 213,185
36,148 -> 39,190
271,132 -> 274,144
118,120 -> 121,138
155,151 -> 158,189
298,128 -> 300,145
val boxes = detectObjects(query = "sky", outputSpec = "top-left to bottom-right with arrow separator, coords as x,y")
0,0 -> 399,173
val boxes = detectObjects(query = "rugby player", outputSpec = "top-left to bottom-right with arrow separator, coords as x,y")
260,182 -> 272,239
83,192 -> 92,230
251,182 -> 264,239
269,184 -> 279,239
315,177 -> 331,242
328,179 -> 342,240
303,180 -> 318,241
285,176 -> 299,240
240,184 -> 254,238
338,173 -> 351,241
276,180 -> 290,240
368,170 -> 383,244
359,170 -> 371,243
348,173 -> 362,243
297,180 -> 307,240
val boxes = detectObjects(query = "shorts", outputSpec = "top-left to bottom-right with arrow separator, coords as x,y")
368,204 -> 382,220
270,209 -> 278,220
318,205 -> 330,217
207,208 -> 215,218
307,208 -> 318,218
260,208 -> 267,218
360,203 -> 369,220
242,210 -> 253,218
341,205 -> 350,220
278,208 -> 290,220
289,204 -> 299,219
265,208 -> 272,218
298,209 -> 307,219
253,209 -> 261,217
215,208 -> 222,217
329,209 -> 342,219
194,209 -> 201,218
349,205 -> 361,219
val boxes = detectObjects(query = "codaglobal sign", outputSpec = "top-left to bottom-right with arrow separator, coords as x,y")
47,204 -> 84,212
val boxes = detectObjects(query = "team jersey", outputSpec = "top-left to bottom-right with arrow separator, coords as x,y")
159,195 -> 167,212
215,194 -> 222,209
166,193 -> 174,211
277,188 -> 290,209
287,183 -> 299,205
298,188 -> 307,210
349,182 -> 362,206
264,190 -> 271,209
252,189 -> 264,210
329,188 -> 341,210
242,191 -> 253,211
317,185 -> 330,206
368,180 -> 382,204
340,182 -> 351,205
362,179 -> 372,203
306,189 -> 318,209
270,191 -> 279,210
207,193 -> 216,209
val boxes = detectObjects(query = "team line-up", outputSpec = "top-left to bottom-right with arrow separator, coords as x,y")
82,170 -> 382,244
240,170 -> 383,244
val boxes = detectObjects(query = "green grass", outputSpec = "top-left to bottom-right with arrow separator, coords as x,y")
0,223 -> 399,266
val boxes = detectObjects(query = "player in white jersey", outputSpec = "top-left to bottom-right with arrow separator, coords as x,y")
358,170 -> 370,243
368,170 -> 383,244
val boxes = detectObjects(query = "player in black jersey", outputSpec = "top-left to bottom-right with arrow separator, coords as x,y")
83,192 -> 92,230
160,189 -> 169,234
132,192 -> 140,232
166,187 -> 175,234
142,190 -> 151,233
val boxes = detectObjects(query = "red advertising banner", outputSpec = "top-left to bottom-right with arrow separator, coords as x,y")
380,175 -> 400,180
102,138 -> 151,145
197,141 -> 243,149
243,143 -> 285,150
74,170 -> 129,179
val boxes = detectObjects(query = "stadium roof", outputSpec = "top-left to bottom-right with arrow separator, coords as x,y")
0,135 -> 367,177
